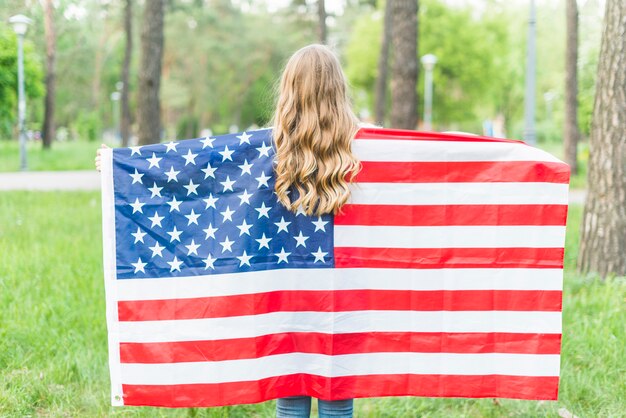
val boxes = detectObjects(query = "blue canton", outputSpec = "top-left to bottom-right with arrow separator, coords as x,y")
112,128 -> 334,279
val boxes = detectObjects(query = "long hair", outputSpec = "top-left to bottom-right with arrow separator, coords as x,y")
272,44 -> 360,216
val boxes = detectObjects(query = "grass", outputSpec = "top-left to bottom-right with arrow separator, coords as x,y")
0,140 -> 104,172
1,193 -> 623,417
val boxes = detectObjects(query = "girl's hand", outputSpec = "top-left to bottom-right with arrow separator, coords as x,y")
95,144 -> 110,172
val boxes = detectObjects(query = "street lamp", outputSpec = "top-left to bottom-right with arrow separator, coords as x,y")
9,14 -> 32,171
421,54 -> 437,131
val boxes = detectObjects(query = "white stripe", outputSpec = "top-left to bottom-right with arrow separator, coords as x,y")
349,182 -> 569,205
118,311 -> 562,343
334,225 -> 566,248
120,352 -> 561,385
353,139 -> 564,163
115,268 -> 564,301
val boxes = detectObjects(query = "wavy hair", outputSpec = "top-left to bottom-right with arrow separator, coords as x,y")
272,44 -> 360,216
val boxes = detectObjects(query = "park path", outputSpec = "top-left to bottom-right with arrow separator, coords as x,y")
0,170 -> 588,204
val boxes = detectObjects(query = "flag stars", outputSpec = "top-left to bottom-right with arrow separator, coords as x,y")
236,219 -> 253,236
184,179 -> 199,196
148,182 -> 163,198
185,239 -> 201,256
167,196 -> 182,212
130,198 -> 145,214
237,250 -> 252,267
238,159 -> 253,175
294,231 -> 309,248
200,136 -> 215,149
164,141 -> 178,153
295,206 -> 307,217
204,254 -> 216,269
257,141 -> 272,157
167,226 -> 182,243
149,241 -> 165,258
219,145 -> 235,162
130,146 -> 142,156
237,131 -> 252,145
238,189 -> 253,205
167,256 -> 183,272
256,233 -> 272,250
203,193 -> 218,209
148,211 -> 165,228
183,149 -> 198,166
219,236 -> 234,253
131,227 -> 146,243
202,162 -> 217,179
275,217 -> 291,233
312,247 -> 328,263
165,166 -> 180,182
203,223 -> 218,239
147,152 -> 162,169
276,247 -> 291,264
131,258 -> 147,273
185,209 -> 201,225
221,206 -> 235,222
129,169 -> 144,184
312,216 -> 328,232
220,176 -> 236,192
255,202 -> 271,219
255,172 -> 271,188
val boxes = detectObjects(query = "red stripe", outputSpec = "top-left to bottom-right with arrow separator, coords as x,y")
334,247 -> 564,269
355,161 -> 570,183
122,374 -> 558,406
120,332 -> 562,363
355,127 -> 528,144
335,204 -> 568,226
118,289 -> 562,321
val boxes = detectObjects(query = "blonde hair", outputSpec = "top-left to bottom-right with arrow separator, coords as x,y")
272,44 -> 360,216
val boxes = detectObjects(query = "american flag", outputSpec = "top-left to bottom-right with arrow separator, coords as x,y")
100,127 -> 569,407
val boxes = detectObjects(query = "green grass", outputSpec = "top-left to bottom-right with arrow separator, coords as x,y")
0,140 -> 105,172
1,193 -> 623,417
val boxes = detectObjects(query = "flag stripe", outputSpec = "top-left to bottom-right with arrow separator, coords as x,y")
356,161 -> 570,183
117,311 -> 562,343
355,127 -> 527,144
349,182 -> 568,205
335,247 -> 564,269
119,352 -> 560,385
352,138 -> 564,163
334,225 -> 566,248
122,374 -> 559,406
118,289 -> 562,322
114,268 -> 564,301
335,204 -> 568,226
119,332 -> 562,363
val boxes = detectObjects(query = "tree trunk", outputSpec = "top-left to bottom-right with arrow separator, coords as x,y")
137,0 -> 165,145
374,0 -> 392,126
121,0 -> 133,147
564,0 -> 579,175
578,0 -> 626,278
42,0 -> 56,149
390,0 -> 418,129
318,0 -> 327,44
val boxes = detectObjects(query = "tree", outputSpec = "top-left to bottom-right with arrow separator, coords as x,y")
120,0 -> 133,147
374,0 -> 392,126
318,0 -> 327,44
390,0 -> 418,129
578,0 -> 626,278
138,0 -> 164,145
41,0 -> 56,149
564,0 -> 579,174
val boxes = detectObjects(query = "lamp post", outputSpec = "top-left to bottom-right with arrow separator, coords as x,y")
523,0 -> 537,146
9,14 -> 32,171
421,54 -> 437,131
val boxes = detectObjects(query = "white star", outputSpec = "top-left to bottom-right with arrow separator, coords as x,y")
202,162 -> 217,179
130,198 -> 145,214
312,247 -> 328,263
219,145 -> 234,162
203,223 -> 218,239
255,172 -> 271,188
203,193 -> 218,209
255,202 -> 272,218
183,149 -> 198,166
148,211 -> 165,228
294,231 -> 310,248
204,253 -> 216,269
167,256 -> 183,272
200,136 -> 215,149
313,216 -> 328,232
185,239 -> 201,256
147,152 -> 162,169
220,206 -> 235,222
167,226 -> 182,242
236,219 -> 253,236
238,189 -> 253,205
295,206 -> 307,216
167,196 -> 182,212
238,159 -> 253,175
131,227 -> 146,243
165,166 -> 180,182
219,236 -> 234,253
149,241 -> 165,258
256,233 -> 272,250
184,179 -> 199,196
237,131 -> 252,145
130,146 -> 142,156
220,176 -> 236,192
257,141 -> 272,157
274,216 -> 291,233
165,141 -> 178,153
237,250 -> 252,267
148,182 -> 163,198
131,257 -> 147,273
184,209 -> 201,225
129,169 -> 144,184
276,247 -> 291,264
